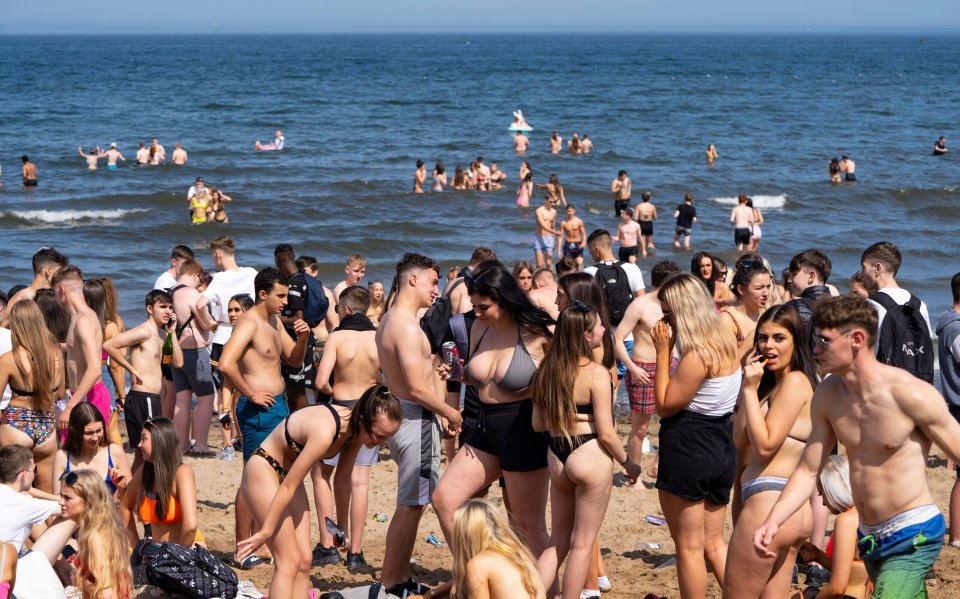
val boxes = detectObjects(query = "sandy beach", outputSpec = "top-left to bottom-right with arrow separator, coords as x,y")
131,415 -> 960,598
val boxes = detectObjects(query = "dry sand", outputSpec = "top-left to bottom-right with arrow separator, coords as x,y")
140,417 -> 960,598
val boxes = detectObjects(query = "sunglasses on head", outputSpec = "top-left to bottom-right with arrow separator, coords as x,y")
737,259 -> 765,271
570,299 -> 593,313
60,471 -> 79,486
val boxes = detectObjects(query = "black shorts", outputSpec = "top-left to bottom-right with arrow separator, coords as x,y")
459,388 -> 480,450
656,409 -> 736,505
23,179 -> 37,187
639,220 -> 653,236
280,332 -> 315,388
210,343 -> 224,390
562,242 -> 583,259
735,227 -> 751,246
462,399 -> 547,472
618,246 -> 638,261
125,390 -> 162,449
614,199 -> 630,217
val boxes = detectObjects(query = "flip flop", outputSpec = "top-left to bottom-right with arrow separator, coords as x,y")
237,554 -> 265,569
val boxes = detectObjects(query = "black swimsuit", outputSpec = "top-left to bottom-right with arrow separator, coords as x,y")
254,403 -> 341,482
547,403 -> 599,465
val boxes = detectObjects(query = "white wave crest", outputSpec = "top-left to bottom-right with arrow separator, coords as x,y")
711,194 -> 788,209
7,209 -> 148,224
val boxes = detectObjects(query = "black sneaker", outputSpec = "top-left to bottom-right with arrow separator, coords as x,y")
805,564 -> 830,587
385,579 -> 430,599
345,550 -> 367,571
311,543 -> 342,566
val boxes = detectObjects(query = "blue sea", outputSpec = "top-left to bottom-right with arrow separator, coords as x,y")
0,34 -> 957,327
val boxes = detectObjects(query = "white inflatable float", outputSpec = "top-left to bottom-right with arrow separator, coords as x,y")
509,109 -> 533,132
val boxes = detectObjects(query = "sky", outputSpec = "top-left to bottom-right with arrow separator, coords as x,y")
1,0 -> 959,35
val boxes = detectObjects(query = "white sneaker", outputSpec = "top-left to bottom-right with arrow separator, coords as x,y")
580,590 -> 601,599
597,575 -> 612,592
216,446 -> 235,461
236,580 -> 264,598
641,438 -> 654,454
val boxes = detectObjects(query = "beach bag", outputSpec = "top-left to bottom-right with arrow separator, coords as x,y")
420,279 -> 464,355
130,538 -> 165,587
145,542 -> 238,599
302,274 -> 330,328
592,261 -> 632,326
870,291 -> 934,383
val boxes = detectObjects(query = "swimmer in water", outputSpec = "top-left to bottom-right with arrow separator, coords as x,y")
104,144 -> 125,169
77,146 -> 105,170
413,160 -> 426,194
706,144 -> 718,163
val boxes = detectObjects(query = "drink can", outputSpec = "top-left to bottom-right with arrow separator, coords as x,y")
442,342 -> 463,381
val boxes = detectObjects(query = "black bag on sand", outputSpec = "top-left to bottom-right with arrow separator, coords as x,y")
130,537 -> 165,587
145,542 -> 238,599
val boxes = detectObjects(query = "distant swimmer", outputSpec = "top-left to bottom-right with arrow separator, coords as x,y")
104,143 -> 125,169
633,191 -> 657,257
730,194 -> 753,251
413,160 -> 426,194
432,161 -> 447,192
569,133 -> 582,155
840,155 -> 857,182
136,142 -> 149,165
77,146 -> 105,170
829,157 -> 842,183
706,144 -> 718,163
611,169 -> 632,217
519,160 -> 531,181
21,156 -> 37,187
673,192 -> 697,249
149,137 -> 166,165
517,173 -> 533,208
537,173 -> 567,207
581,134 -> 593,154
513,130 -> 529,153
187,177 -> 211,225
208,186 -> 232,223
550,130 -> 563,155
489,162 -> 506,190
934,136 -> 948,156
171,143 -> 188,165
254,129 -> 285,151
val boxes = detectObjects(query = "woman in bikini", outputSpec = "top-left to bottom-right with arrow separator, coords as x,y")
537,174 -> 567,207
652,272 -> 741,598
517,172 -> 533,208
120,417 -> 202,549
235,385 -> 403,599
52,402 -> 131,498
0,300 -> 64,493
721,258 -> 772,363
366,280 -> 385,325
452,165 -> 468,190
432,262 -> 554,564
208,187 -> 232,223
432,162 -> 447,192
533,304 -> 640,599
59,469 -> 133,599
724,304 -> 817,597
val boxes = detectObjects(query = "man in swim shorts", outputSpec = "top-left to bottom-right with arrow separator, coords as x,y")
376,253 -> 461,598
103,289 -> 182,470
615,209 -> 642,264
755,295 -> 960,597
731,193 -> 754,250
634,191 -> 657,257
104,143 -> 125,169
615,261 -> 680,487
513,131 -> 529,153
171,143 -> 188,165
533,196 -> 560,269
611,169 -> 632,217
673,192 -> 697,249
559,204 -> 586,266
840,155 -> 857,182
21,156 -> 37,186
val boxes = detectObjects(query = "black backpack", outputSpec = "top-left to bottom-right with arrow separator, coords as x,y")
870,291 -> 934,383
592,261 -> 633,326
302,273 -> 330,328
420,278 -> 465,355
144,541 -> 238,599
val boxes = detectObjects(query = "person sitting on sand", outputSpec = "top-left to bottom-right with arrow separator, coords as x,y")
235,385 -> 403,599
120,417 -> 204,549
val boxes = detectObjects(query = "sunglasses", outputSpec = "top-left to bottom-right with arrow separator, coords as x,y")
570,299 -> 593,313
60,471 -> 79,485
811,331 -> 851,349
737,259 -> 766,271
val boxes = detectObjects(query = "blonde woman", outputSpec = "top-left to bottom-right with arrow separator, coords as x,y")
366,280 -> 385,325
59,469 -> 133,599
651,272 -> 740,599
0,300 -> 64,493
533,304 -> 639,599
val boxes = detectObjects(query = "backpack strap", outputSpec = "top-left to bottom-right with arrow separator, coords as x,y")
868,290 -> 898,313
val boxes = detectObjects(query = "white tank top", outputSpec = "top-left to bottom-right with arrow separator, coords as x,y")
687,370 -> 741,416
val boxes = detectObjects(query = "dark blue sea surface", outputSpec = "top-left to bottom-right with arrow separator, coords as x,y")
0,34 -> 957,327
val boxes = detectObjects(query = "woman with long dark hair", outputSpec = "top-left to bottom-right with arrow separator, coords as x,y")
433,261 -> 554,562
721,257 -> 773,363
52,402 -> 131,497
724,304 -> 817,597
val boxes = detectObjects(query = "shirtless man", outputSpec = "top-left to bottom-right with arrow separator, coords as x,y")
730,194 -> 754,250
634,191 -> 657,257
104,143 -> 125,169
754,295 -> 960,597
413,160 -> 426,194
21,156 -> 37,186
171,144 -> 188,165
611,170 -> 632,218
103,290 -> 183,470
3,247 -> 69,325
614,209 -> 642,264
558,204 -> 586,267
136,143 -> 149,165
149,137 -> 166,165
170,259 -> 216,453
615,261 -> 680,487
840,155 -> 857,182
528,268 -> 560,320
447,247 -> 497,315
581,134 -> 593,153
52,267 -> 111,434
549,130 -> 563,155
311,285 -> 381,570
333,254 -> 367,306
513,131 -> 529,153
376,253 -> 461,598
77,146 -> 105,169
533,196 -> 560,269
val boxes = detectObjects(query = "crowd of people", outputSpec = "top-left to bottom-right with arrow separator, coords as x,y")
0,231 -> 957,599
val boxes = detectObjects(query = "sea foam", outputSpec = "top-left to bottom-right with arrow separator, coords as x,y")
711,194 -> 788,209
